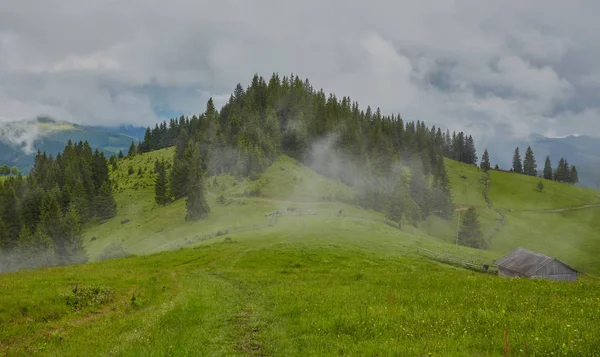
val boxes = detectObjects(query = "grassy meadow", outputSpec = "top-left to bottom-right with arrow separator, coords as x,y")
3,148 -> 600,355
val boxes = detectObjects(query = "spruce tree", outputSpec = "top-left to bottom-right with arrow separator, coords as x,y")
61,205 -> 88,265
512,147 -> 523,173
458,207 -> 485,249
154,160 -> 170,205
523,146 -> 537,176
384,175 -> 406,229
543,156 -> 553,180
93,181 -> 117,220
480,149 -> 491,172
127,141 -> 136,157
1,187 -> 21,250
570,165 -> 579,185
170,131 -> 191,199
185,143 -> 210,221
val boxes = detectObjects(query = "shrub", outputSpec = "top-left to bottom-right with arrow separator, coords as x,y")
61,285 -> 115,311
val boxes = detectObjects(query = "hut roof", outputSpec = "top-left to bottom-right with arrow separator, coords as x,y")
495,248 -> 578,276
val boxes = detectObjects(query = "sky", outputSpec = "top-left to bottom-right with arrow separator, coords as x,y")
2,0 -> 600,147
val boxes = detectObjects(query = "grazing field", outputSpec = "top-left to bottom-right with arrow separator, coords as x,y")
2,218 -> 600,356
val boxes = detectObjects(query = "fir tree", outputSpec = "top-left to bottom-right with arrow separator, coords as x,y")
1,186 -> 21,250
127,141 -> 136,157
512,147 -> 523,173
170,131 -> 191,199
118,150 -> 124,159
480,149 -> 491,172
570,165 -> 579,185
154,160 -> 170,205
543,156 -> 553,180
93,181 -> 117,221
458,207 -> 485,249
185,143 -> 210,221
60,205 -> 88,265
523,146 -> 537,176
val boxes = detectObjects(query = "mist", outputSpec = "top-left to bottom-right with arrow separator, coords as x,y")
0,119 -> 43,155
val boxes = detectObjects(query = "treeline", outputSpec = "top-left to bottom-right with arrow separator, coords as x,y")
479,146 -> 579,185
0,165 -> 19,176
134,73 -> 467,225
0,140 -> 117,272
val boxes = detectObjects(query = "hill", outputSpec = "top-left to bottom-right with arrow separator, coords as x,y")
0,118 -> 137,173
79,148 -> 600,274
3,147 -> 600,355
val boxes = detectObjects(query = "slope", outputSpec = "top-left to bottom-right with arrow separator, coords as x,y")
3,215 -> 600,356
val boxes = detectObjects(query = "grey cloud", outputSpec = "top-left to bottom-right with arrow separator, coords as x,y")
1,0 -> 600,142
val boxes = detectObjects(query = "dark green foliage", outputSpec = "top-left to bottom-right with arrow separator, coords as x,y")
543,156 -> 553,180
0,138 -> 116,271
480,149 -> 491,172
94,181 -> 117,221
458,207 -> 485,249
0,165 -> 9,175
127,141 -> 136,157
570,165 -> 579,184
523,146 -> 537,176
134,74 -> 456,222
537,181 -> 544,192
154,160 -> 170,205
185,143 -> 210,221
512,147 -> 523,174
61,285 -> 115,311
170,131 -> 190,199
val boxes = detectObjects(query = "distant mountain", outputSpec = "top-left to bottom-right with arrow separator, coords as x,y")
0,118 -> 139,174
483,133 -> 600,189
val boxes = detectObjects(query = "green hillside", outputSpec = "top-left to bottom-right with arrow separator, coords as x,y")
3,148 -> 600,355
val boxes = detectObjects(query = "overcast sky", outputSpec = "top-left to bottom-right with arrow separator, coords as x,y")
2,0 -> 600,145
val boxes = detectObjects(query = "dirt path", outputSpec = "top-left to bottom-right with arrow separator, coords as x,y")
508,203 -> 600,213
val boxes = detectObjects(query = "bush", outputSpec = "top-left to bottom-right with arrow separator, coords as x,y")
61,285 -> 115,311
97,242 -> 131,261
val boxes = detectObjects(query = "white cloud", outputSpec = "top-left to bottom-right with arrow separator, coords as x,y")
0,0 -> 600,142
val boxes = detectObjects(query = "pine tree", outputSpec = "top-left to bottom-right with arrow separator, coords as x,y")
39,190 -> 64,253
170,131 -> 191,199
543,156 -> 553,180
570,165 -> 579,185
93,181 -> 117,220
1,187 -> 21,250
512,147 -> 523,173
127,141 -> 136,157
60,205 -> 88,265
154,160 -> 170,205
523,146 -> 537,176
185,143 -> 210,220
118,150 -> 124,159
480,149 -> 491,172
458,207 -> 485,249
384,175 -> 406,229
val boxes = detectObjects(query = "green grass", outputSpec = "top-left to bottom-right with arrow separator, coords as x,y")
488,170 -> 600,210
4,148 -> 600,355
2,219 -> 600,356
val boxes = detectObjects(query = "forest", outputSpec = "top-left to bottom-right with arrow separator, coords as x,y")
0,141 -> 117,272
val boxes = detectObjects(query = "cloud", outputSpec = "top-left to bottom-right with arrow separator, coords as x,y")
1,0 -> 600,144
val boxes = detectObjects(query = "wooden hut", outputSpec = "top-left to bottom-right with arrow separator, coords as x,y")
495,248 -> 578,281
